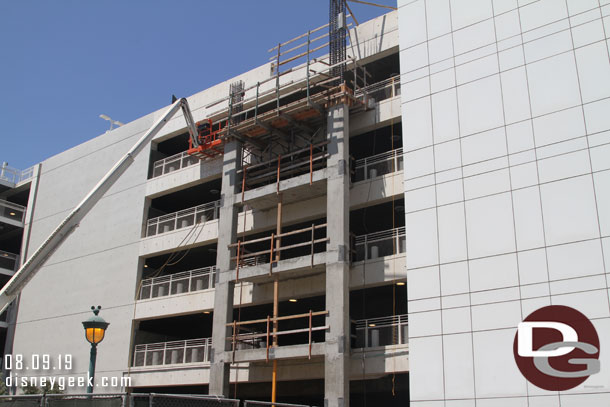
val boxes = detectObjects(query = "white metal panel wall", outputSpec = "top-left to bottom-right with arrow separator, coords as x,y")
398,0 -> 610,405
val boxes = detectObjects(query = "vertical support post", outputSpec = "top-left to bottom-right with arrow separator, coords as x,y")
241,167 -> 247,203
266,316 -> 270,363
310,144 -> 313,185
255,82 -> 260,121
398,315 -> 402,344
276,155 -> 281,194
271,193 -> 283,406
311,223 -> 315,268
324,103 -> 350,407
269,233 -> 275,275
235,240 -> 241,282
276,43 -> 281,112
309,310 -> 313,359
210,140 -> 241,397
232,320 -> 237,361
87,343 -> 97,393
306,30 -> 311,106
276,195 -> 283,263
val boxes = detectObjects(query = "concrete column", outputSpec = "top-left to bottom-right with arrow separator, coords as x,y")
325,104 -> 350,407
209,140 -> 241,396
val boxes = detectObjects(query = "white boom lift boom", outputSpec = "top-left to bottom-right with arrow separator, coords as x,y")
0,97 -> 201,314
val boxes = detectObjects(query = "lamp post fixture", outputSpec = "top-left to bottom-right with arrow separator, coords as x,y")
82,306 -> 109,394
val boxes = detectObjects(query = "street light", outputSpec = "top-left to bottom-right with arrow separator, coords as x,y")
99,114 -> 125,131
82,306 -> 109,393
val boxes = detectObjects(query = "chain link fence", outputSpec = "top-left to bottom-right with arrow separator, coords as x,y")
0,395 -> 44,407
0,394 -> 315,407
243,401 -> 317,407
131,394 -> 238,407
0,395 -> 239,407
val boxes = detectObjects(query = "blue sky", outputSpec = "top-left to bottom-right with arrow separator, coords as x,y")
0,1 -> 393,170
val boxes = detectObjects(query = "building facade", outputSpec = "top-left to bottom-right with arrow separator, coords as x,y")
6,9 -> 406,407
398,0 -> 610,406
2,1 -> 610,406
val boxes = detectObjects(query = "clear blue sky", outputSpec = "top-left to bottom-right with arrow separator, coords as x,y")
0,1 -> 393,170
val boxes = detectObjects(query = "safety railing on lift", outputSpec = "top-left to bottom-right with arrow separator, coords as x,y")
353,226 -> 406,262
354,314 -> 409,348
0,199 -> 26,223
138,266 -> 217,300
354,74 -> 401,104
0,250 -> 19,272
145,200 -> 221,237
151,151 -> 201,178
229,223 -> 328,280
353,147 -> 403,183
227,310 -> 329,361
132,337 -> 212,367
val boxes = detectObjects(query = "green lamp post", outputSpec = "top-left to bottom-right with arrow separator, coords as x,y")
82,306 -> 109,393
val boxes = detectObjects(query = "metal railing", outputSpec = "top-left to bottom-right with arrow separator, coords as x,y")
230,223 -> 328,279
0,199 -> 26,223
151,151 -> 201,178
0,250 -> 19,272
353,147 -> 403,182
139,266 -> 216,300
354,74 -> 401,104
0,163 -> 34,185
244,401 -> 319,407
146,200 -> 220,237
237,141 -> 329,194
132,337 -> 212,367
353,226 -> 406,262
354,314 -> 408,348
227,310 -> 329,361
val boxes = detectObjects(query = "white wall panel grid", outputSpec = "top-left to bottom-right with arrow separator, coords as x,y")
400,0 -> 610,403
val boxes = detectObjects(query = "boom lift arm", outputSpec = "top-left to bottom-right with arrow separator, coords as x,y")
0,97 -> 200,314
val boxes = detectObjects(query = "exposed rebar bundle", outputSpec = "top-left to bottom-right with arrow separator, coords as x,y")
330,0 -> 347,84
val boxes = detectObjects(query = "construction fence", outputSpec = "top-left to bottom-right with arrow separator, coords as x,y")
0,394 -> 317,407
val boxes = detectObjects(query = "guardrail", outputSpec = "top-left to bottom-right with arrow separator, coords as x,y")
229,223 -> 328,279
354,74 -> 401,104
139,266 -> 216,300
0,199 -> 26,223
353,147 -> 403,183
151,151 -> 200,178
237,141 -> 329,195
354,314 -> 408,348
132,337 -> 212,367
146,200 -> 220,237
0,250 -> 19,272
227,310 -> 329,361
353,226 -> 406,262
0,164 -> 34,185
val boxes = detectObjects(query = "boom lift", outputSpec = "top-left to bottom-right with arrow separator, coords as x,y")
187,118 -> 225,159
0,97 -> 202,314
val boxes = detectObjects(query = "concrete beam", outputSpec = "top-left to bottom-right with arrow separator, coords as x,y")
223,253 -> 327,283
226,343 -> 326,363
